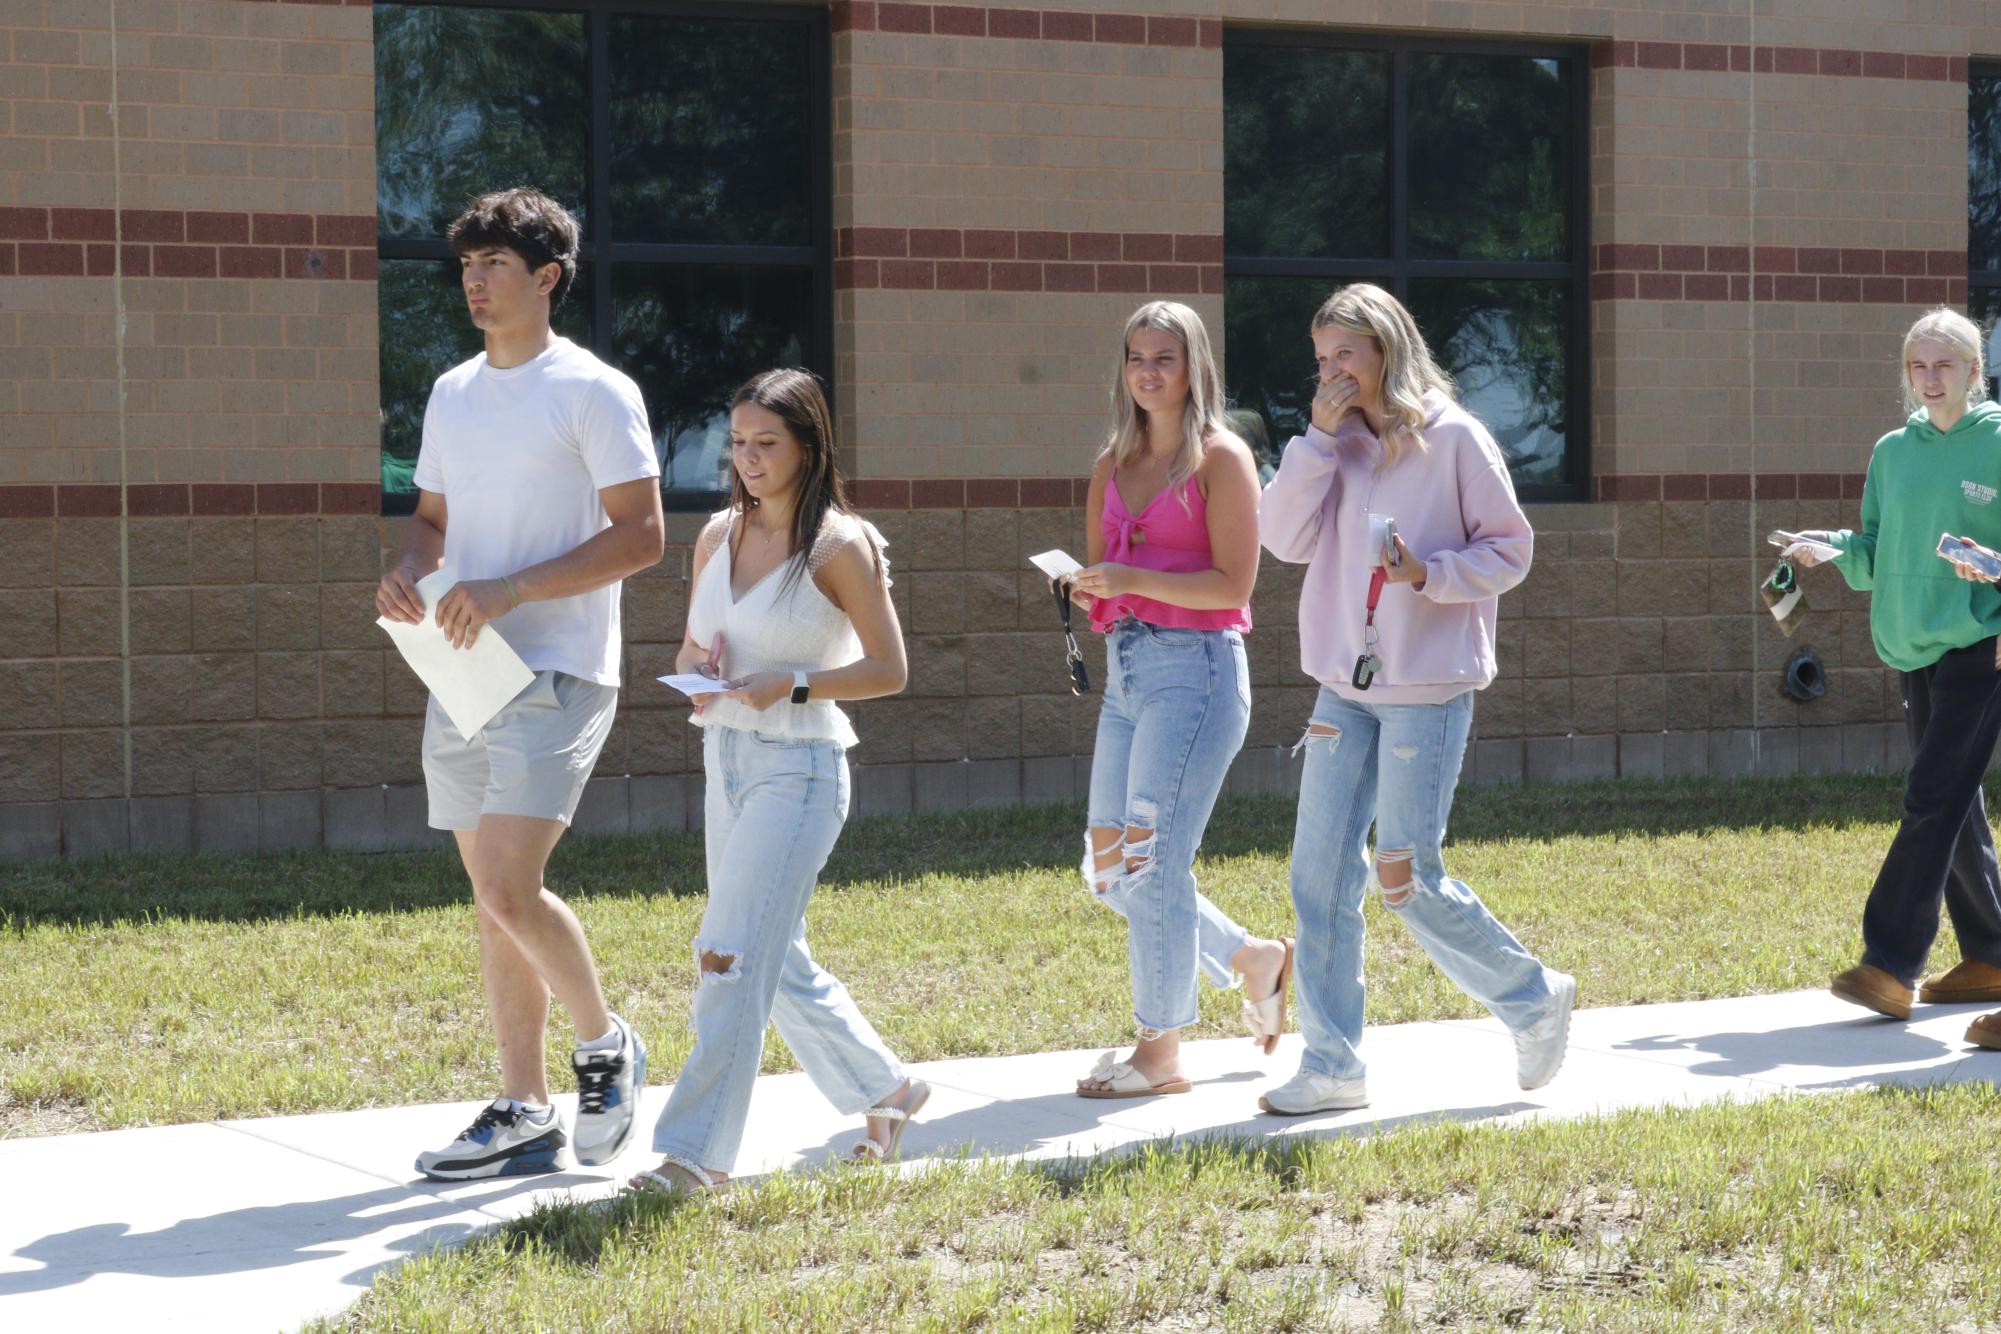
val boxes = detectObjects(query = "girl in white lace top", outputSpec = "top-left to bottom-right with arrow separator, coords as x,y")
632,369 -> 927,1196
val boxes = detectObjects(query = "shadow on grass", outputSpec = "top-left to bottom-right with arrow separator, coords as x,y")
0,773 -> 1911,931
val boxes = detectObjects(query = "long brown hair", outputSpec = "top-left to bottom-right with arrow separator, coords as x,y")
727,368 -> 877,593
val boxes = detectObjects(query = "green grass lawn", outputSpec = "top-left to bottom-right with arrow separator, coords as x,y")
314,1085 -> 2001,1332
0,773 -> 1955,1138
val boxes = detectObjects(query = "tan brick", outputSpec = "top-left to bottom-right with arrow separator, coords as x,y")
257,651 -> 320,718
322,649 -> 383,717
0,730 -> 60,803
258,721 -> 321,789
191,585 -> 257,652
193,724 -> 258,792
131,726 -> 197,796
193,651 -> 256,721
56,517 -> 120,587
129,654 -> 191,725
319,583 -> 380,650
256,584 -> 321,650
0,589 -> 60,658
62,728 -> 125,799
0,658 -> 63,731
255,517 -> 317,581
189,518 -> 255,585
129,587 -> 191,654
57,588 -> 121,656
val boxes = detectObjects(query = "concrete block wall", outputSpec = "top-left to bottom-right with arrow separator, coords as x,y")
5,0 -> 2000,858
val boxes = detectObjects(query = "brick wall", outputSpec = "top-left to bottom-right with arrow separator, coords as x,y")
4,0 -> 1999,858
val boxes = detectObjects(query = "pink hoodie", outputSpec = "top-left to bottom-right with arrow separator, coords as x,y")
1258,391 -> 1532,705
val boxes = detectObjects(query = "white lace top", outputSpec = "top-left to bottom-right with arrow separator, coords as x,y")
683,508 -> 891,748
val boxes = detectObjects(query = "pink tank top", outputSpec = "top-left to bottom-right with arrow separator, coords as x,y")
1089,472 -> 1253,634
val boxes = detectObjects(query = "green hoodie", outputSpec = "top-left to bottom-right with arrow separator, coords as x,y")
1834,400 -> 2001,670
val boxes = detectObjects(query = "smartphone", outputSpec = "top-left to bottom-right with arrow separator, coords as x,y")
1938,532 -> 2001,580
1368,513 -> 1399,568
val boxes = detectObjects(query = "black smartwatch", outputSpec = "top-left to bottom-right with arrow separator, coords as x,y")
790,670 -> 811,705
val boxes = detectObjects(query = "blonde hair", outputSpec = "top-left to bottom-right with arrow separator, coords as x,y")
1900,307 -> 1988,415
1311,283 -> 1456,471
1101,301 -> 1233,509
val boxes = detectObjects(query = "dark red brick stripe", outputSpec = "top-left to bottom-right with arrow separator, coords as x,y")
838,227 -> 1223,293
0,208 -> 376,281
0,483 -> 381,518
1593,244 -> 1969,304
857,474 -> 1872,508
1593,41 -> 1967,83
833,3 -> 1219,48
1595,474 -> 1867,504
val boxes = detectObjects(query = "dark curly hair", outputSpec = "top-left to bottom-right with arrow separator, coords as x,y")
446,187 -> 580,309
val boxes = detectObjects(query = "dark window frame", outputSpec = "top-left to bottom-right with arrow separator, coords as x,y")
1222,27 -> 1593,503
374,0 -> 833,515
1972,65 -> 2001,292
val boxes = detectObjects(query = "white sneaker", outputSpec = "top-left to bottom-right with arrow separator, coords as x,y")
572,1014 -> 647,1166
1258,1070 -> 1369,1116
414,1099 -> 567,1180
1515,972 -> 1577,1091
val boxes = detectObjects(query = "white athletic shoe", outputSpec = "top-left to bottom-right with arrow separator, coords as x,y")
1258,1070 -> 1370,1116
572,1013 -> 647,1167
1515,972 -> 1577,1091
415,1100 -> 567,1180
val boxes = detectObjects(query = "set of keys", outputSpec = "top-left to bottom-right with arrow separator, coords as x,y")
1353,564 -> 1389,690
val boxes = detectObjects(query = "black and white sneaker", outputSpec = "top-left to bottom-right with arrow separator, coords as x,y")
414,1099 -> 568,1181
571,1013 -> 647,1167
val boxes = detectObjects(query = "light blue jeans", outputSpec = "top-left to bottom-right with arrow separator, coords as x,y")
1290,686 -> 1562,1082
651,725 -> 905,1173
1087,620 -> 1254,1035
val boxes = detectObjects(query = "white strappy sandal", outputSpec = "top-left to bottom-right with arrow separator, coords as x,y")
1075,1049 -> 1193,1099
1241,936 -> 1296,1056
628,1153 -> 727,1198
850,1079 -> 932,1163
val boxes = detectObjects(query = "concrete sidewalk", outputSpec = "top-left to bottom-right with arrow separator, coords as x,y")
5,988 -> 1997,1333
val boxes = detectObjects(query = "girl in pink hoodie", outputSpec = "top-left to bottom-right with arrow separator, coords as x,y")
1255,283 -> 1574,1116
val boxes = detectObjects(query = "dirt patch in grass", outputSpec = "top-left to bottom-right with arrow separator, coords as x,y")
0,1092 -> 101,1138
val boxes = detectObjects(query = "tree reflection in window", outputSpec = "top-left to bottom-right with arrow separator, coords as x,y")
1223,35 -> 1587,498
373,3 -> 827,512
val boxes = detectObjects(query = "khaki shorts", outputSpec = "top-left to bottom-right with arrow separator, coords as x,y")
422,669 -> 618,830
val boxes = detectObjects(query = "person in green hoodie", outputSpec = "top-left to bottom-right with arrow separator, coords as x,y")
1792,307 -> 2001,1040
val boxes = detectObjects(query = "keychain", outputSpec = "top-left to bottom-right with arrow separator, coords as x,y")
1352,566 -> 1387,690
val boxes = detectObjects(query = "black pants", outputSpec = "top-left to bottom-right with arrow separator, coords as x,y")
1861,636 -> 2001,986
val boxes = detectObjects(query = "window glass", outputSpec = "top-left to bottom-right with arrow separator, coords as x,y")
1407,53 -> 1570,263
611,264 -> 815,494
1407,277 -> 1570,485
378,257 -> 594,494
1222,46 -> 1388,260
1224,38 -> 1585,494
374,7 -> 587,239
609,15 -> 814,247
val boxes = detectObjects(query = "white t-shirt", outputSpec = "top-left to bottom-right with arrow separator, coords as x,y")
413,337 -> 659,686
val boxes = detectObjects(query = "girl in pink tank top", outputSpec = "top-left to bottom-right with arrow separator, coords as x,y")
1061,301 -> 1295,1102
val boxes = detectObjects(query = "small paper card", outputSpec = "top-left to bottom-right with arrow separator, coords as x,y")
658,672 -> 730,698
377,565 -> 535,739
1766,529 -> 1841,563
1029,549 -> 1084,580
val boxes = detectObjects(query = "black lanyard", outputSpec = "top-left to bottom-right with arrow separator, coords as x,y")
1055,581 -> 1091,695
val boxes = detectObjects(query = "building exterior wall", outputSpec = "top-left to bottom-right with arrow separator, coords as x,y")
1,0 -> 1997,858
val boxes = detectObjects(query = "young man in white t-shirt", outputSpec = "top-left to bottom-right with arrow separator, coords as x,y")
375,188 -> 664,1179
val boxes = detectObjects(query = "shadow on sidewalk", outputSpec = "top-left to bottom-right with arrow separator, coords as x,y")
0,1174 -> 590,1297
1612,1014 -> 1957,1079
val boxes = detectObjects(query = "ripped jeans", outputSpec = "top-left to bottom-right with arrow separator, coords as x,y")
650,725 -> 905,1173
1289,686 -> 1562,1083
1086,620 -> 1253,1036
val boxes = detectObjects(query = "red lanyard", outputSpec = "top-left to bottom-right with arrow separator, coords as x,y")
1353,567 -> 1387,690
